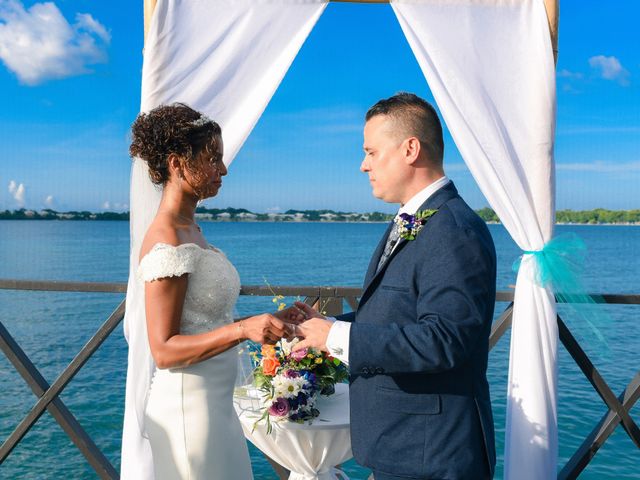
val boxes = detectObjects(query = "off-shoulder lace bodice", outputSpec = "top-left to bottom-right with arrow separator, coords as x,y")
138,243 -> 240,334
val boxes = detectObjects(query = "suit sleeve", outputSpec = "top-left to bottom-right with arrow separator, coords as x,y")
348,225 -> 494,375
336,311 -> 356,323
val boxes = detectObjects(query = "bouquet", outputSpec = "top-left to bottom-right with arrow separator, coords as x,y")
249,338 -> 349,433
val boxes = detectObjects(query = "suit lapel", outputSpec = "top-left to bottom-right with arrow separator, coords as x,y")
363,220 -> 394,286
359,235 -> 407,305
358,182 -> 460,310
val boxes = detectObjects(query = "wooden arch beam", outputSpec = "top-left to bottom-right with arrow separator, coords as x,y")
544,0 -> 559,63
144,0 -> 558,64
144,0 -> 157,43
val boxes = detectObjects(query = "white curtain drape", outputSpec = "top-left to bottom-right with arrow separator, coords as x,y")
391,1 -> 557,478
121,1 -> 327,478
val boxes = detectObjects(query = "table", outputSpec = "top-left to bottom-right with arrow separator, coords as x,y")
234,383 -> 352,480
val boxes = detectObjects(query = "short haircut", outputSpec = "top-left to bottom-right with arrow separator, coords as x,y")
366,92 -> 444,165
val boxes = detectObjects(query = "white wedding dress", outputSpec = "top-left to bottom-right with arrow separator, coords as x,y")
138,242 -> 253,480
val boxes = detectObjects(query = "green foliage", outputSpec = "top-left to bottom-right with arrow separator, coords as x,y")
476,207 -> 640,225
196,206 -> 251,218
476,207 -> 500,223
2,207 -> 638,224
0,209 -> 129,221
556,209 -> 640,224
368,211 -> 394,222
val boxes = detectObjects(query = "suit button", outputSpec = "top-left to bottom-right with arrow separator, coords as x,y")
361,367 -> 370,375
375,367 -> 384,374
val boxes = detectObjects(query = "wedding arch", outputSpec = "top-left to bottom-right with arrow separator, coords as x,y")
124,1 -> 561,479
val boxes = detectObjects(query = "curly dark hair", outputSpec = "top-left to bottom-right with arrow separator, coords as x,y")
129,103 -> 222,185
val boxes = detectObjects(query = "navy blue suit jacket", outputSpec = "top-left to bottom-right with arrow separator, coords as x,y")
338,182 -> 497,479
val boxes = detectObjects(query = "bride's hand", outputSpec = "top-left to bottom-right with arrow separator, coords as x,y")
273,305 -> 307,324
239,314 -> 292,345
293,301 -> 326,321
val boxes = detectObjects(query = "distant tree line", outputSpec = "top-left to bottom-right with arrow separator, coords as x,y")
477,208 -> 640,224
476,208 -> 500,223
1,207 -> 639,224
0,209 -> 129,220
195,207 -> 394,222
555,209 -> 640,224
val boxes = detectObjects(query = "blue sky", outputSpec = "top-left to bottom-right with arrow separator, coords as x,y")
1,1 -> 638,214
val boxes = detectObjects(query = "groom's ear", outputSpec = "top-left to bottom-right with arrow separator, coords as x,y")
402,136 -> 422,166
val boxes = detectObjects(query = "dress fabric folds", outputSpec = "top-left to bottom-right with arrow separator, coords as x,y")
138,243 -> 252,480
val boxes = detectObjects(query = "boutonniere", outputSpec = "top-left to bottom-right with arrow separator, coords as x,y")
395,209 -> 438,241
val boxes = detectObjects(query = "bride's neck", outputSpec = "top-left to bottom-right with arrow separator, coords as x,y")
158,182 -> 198,220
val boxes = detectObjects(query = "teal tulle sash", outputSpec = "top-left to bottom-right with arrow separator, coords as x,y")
512,233 -> 608,346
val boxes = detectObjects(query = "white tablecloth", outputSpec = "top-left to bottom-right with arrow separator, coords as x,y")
234,383 -> 352,480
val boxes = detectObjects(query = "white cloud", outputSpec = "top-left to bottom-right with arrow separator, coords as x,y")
557,160 -> 640,173
557,69 -> 583,79
588,55 -> 630,86
561,83 -> 584,95
75,13 -> 110,43
100,201 -> 127,211
0,0 -> 110,85
8,179 -> 25,206
44,194 -> 54,207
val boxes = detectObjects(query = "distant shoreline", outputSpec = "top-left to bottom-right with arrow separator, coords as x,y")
1,218 -> 639,226
2,207 -> 638,226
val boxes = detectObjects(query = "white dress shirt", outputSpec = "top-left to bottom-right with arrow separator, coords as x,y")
325,176 -> 451,364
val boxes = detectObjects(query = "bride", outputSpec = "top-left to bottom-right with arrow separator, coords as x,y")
125,103 -> 297,479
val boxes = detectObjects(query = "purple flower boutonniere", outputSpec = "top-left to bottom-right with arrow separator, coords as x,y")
395,209 -> 438,241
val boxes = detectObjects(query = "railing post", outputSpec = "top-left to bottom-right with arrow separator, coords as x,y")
0,320 -> 119,478
316,297 -> 344,316
559,372 -> 640,479
489,302 -> 514,350
0,300 -> 125,476
557,315 -> 640,447
1,280 -> 638,478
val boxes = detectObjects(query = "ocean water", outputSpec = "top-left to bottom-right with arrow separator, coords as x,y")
0,220 -> 638,479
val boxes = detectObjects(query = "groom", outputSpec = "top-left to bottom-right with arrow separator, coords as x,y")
294,93 -> 497,479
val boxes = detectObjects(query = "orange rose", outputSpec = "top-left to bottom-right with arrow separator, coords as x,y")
262,357 -> 280,376
261,345 -> 276,358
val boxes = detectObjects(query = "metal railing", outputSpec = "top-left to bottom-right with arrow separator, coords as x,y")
0,279 -> 638,479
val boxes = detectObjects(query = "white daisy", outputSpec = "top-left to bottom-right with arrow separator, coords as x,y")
280,338 -> 300,356
273,375 -> 306,399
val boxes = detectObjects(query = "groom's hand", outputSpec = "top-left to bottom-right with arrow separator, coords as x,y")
273,305 -> 306,324
292,317 -> 333,353
293,301 -> 327,321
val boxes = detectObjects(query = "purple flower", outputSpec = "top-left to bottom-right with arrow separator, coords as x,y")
290,348 -> 308,361
288,396 -> 300,410
302,371 -> 316,384
268,398 -> 290,417
394,209 -> 438,241
284,369 -> 300,378
297,392 -> 308,407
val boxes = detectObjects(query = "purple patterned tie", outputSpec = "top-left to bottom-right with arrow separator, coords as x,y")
376,218 -> 400,272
